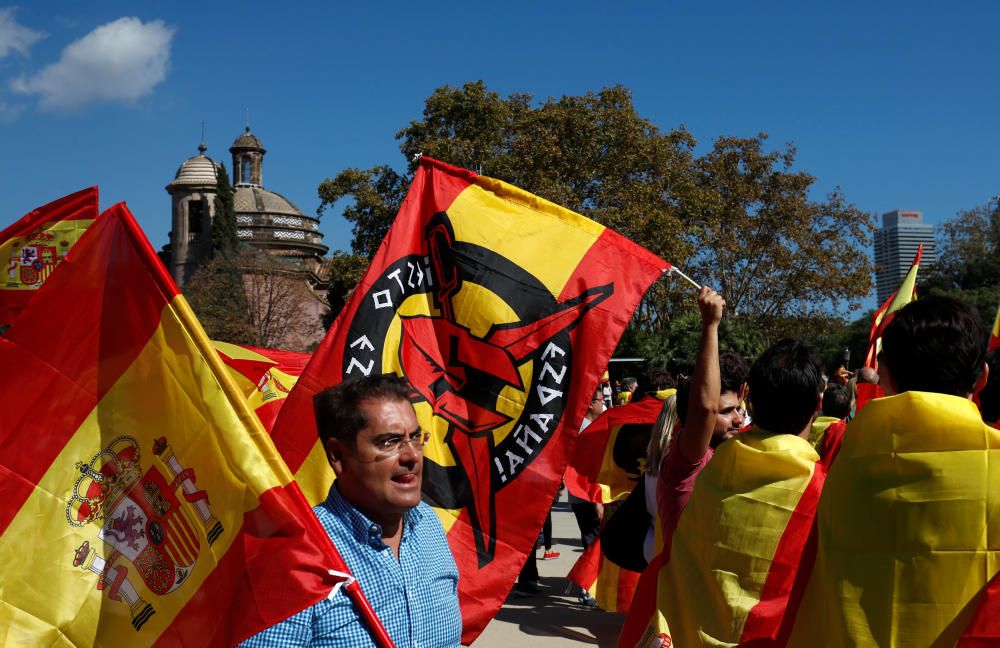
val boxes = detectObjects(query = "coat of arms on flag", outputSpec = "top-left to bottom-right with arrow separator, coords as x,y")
67,435 -> 222,630
271,156 -> 669,641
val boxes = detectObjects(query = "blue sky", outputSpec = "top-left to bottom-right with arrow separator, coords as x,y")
1,1 -> 998,302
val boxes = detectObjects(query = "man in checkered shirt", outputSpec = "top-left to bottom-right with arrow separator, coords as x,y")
241,374 -> 461,647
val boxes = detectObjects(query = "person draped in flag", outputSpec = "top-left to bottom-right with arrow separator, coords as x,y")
242,374 -> 461,648
622,287 -> 826,647
656,290 -> 748,535
788,296 -> 1000,646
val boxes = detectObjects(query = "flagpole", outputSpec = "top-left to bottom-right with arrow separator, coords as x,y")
663,266 -> 702,291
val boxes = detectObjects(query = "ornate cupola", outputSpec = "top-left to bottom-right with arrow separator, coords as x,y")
230,127 -> 265,187
165,142 -> 219,286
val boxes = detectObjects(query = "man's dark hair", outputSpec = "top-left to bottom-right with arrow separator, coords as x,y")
979,349 -> 1000,424
880,296 -> 987,396
749,339 -> 823,435
720,352 -> 750,395
647,369 -> 676,390
313,374 -> 413,446
676,353 -> 749,423
822,384 -> 852,420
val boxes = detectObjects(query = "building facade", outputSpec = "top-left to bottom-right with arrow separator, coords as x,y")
163,128 -> 329,350
874,210 -> 936,303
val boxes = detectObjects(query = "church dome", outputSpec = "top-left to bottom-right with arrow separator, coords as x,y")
231,127 -> 265,153
233,186 -> 327,256
167,147 -> 218,190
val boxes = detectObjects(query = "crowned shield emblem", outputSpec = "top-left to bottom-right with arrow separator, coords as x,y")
67,436 -> 224,631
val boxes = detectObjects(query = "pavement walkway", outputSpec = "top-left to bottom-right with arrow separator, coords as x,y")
473,492 -> 627,647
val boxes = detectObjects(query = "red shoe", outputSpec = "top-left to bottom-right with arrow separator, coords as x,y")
542,550 -> 561,560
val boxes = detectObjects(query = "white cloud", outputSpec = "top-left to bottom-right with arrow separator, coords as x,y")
12,16 -> 173,110
0,8 -> 44,58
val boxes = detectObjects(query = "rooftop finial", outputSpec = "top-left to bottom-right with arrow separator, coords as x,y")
245,107 -> 250,133
198,120 -> 207,153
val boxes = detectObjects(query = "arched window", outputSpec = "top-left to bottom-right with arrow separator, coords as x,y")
241,155 -> 253,185
188,200 -> 204,243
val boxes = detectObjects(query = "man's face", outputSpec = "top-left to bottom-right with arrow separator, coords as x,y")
711,390 -> 745,446
327,397 -> 423,525
587,393 -> 606,419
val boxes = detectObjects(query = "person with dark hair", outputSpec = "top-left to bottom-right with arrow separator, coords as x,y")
631,288 -> 826,646
241,373 -> 461,647
617,376 -> 639,406
810,384 -> 851,452
821,384 -> 852,420
788,295 -> 1000,645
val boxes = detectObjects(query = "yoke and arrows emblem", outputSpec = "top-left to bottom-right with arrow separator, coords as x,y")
395,213 -> 611,565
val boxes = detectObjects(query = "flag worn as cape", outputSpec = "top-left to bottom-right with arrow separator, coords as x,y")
620,431 -> 825,648
214,341 -> 310,432
567,536 -> 640,613
865,244 -> 922,369
565,396 -> 665,503
787,392 -> 1000,647
0,204 -> 354,646
269,156 -> 668,642
0,187 -> 99,329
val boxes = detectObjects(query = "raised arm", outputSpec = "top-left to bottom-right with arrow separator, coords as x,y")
678,286 -> 725,463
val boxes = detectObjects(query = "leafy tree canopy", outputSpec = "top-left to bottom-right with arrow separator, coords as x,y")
317,81 -> 875,346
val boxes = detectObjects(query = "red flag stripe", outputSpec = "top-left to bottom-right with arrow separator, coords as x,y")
0,204 -> 172,537
738,462 -> 827,644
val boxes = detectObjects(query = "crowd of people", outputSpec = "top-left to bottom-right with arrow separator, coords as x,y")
241,287 -> 999,647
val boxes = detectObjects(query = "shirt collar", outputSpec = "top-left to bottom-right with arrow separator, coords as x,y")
325,483 -> 423,548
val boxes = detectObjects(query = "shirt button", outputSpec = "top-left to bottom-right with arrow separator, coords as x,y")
369,524 -> 378,534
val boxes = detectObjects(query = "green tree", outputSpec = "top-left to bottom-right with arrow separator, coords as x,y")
682,134 -> 875,336
322,250 -> 369,330
317,81 -> 874,351
923,202 -> 1000,323
212,163 -> 238,257
183,254 -> 256,345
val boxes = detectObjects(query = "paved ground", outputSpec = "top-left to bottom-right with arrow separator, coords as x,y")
473,492 -> 626,647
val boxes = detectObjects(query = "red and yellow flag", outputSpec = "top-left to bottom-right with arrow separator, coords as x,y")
0,187 -> 99,328
620,431 -> 825,647
787,392 -> 1000,647
214,341 -> 309,432
865,244 -> 922,369
0,204 -> 349,646
270,156 -> 668,642
565,396 -> 665,503
567,536 -> 640,613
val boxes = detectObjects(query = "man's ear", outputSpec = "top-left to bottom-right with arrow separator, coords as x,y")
879,363 -> 898,396
972,362 -> 990,398
326,437 -> 347,474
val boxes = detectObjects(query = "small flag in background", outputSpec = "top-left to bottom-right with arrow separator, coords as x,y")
213,341 -> 310,432
0,204 -> 350,646
269,156 -> 668,642
565,396 -> 664,504
865,244 -> 922,369
0,187 -> 98,329
989,303 -> 1000,352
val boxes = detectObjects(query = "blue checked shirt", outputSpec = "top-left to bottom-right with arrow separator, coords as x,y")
240,485 -> 461,647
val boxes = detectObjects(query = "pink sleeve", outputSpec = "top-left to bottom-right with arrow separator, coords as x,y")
656,432 -> 711,556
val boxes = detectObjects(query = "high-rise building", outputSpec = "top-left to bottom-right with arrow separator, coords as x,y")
873,210 -> 936,303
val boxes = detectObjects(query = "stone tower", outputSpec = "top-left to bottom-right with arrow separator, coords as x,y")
165,143 -> 219,286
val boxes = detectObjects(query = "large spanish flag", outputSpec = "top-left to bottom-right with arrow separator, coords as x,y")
270,156 -> 668,642
620,431 -> 825,647
787,392 -> 1000,647
865,244 -> 922,369
0,204 -> 352,646
565,396 -> 665,503
0,186 -> 99,329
